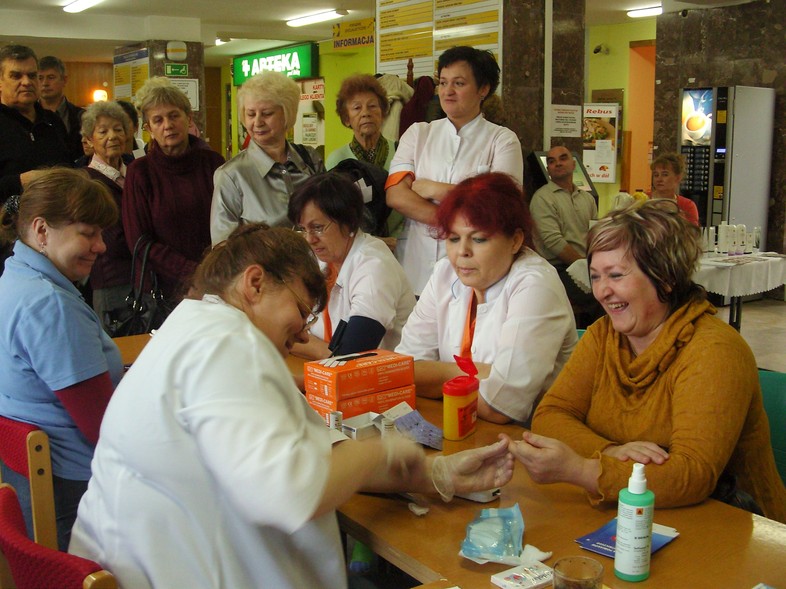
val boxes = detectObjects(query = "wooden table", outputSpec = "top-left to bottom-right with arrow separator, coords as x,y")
113,335 -> 786,588
339,399 -> 786,588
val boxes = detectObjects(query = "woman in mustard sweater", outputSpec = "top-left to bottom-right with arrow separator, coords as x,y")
506,199 -> 786,523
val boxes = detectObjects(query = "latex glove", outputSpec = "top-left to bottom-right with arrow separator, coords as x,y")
431,438 -> 514,502
383,433 -> 426,480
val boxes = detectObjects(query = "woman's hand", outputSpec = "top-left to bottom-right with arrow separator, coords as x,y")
503,431 -> 600,493
602,441 -> 669,465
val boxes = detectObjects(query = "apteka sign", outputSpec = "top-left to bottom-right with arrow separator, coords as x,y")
233,43 -> 318,85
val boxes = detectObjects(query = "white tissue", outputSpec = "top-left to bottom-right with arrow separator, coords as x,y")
459,543 -> 553,566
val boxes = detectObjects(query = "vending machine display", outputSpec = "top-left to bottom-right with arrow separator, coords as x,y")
678,86 -> 774,245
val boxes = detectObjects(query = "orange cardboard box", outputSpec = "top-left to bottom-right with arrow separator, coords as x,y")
304,349 -> 414,401
307,385 -> 416,421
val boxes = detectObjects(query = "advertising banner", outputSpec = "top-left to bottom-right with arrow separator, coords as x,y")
582,103 -> 618,183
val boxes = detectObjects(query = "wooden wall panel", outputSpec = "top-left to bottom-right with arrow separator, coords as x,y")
62,62 -> 114,108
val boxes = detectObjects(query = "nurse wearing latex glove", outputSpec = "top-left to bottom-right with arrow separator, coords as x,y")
430,438 -> 515,501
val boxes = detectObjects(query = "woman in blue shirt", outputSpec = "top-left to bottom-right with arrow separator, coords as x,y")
0,167 -> 123,550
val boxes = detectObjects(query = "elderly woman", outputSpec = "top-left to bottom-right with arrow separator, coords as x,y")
651,153 -> 699,226
287,171 -> 415,360
326,74 -> 395,171
69,224 -> 513,588
396,173 -> 576,425
210,71 -> 324,245
507,199 -> 786,523
0,168 -> 123,550
386,46 -> 523,296
123,77 -> 224,303
80,101 -> 133,331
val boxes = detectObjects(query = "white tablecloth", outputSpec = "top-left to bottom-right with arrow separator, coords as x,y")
567,253 -> 786,298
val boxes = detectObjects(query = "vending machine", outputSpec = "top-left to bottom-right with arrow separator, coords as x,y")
679,86 -> 775,244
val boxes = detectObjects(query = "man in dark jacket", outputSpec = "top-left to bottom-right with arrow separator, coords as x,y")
38,55 -> 85,162
0,45 -> 71,270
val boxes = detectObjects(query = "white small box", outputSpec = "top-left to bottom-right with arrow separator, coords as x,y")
341,413 -> 378,440
491,562 -> 553,589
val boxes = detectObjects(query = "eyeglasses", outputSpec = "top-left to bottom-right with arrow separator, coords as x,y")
281,281 -> 319,331
293,221 -> 333,237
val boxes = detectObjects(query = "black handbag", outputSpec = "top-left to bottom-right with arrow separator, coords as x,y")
105,235 -> 175,337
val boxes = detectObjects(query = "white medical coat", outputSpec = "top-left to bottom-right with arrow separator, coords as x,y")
396,251 -> 577,423
388,114 -> 523,295
309,230 -> 415,351
69,298 -> 345,589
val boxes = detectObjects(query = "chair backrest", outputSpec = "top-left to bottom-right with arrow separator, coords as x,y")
0,484 -> 117,589
0,418 -> 57,550
758,369 -> 786,486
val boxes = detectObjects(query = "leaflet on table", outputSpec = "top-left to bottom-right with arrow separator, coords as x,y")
575,518 -> 679,558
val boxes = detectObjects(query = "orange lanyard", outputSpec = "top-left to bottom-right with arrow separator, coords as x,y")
321,264 -> 337,342
459,292 -> 478,359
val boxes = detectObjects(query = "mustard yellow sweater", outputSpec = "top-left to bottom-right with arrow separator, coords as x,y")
533,299 -> 786,523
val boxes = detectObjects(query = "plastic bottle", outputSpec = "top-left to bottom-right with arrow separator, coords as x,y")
442,355 -> 478,441
614,463 -> 654,582
632,188 -> 649,202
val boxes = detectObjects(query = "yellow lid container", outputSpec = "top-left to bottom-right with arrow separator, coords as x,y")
443,356 -> 478,440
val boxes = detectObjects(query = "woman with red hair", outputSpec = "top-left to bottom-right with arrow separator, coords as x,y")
396,172 -> 576,424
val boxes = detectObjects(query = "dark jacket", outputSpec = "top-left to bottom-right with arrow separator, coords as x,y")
0,102 -> 71,203
61,98 -> 86,163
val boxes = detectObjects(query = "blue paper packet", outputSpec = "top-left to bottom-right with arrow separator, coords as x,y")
576,517 -> 679,558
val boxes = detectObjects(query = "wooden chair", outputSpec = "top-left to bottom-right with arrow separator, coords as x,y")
0,484 -> 116,589
0,417 -> 57,550
759,369 -> 786,486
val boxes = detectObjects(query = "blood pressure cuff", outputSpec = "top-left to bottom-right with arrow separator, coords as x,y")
328,316 -> 386,356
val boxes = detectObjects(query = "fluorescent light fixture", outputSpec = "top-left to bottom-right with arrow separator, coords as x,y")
215,38 -> 229,46
627,5 -> 662,18
63,0 -> 105,13
287,9 -> 348,27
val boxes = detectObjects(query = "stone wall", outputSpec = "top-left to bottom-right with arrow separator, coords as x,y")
654,1 -> 786,251
502,0 -> 585,198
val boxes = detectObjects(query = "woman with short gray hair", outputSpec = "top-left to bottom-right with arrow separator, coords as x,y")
80,101 -> 133,331
210,71 -> 324,245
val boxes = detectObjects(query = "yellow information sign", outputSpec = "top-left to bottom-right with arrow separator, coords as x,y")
436,0 -> 489,8
436,8 -> 497,29
333,17 -> 376,50
380,27 -> 434,62
435,31 -> 497,50
380,1 -> 434,28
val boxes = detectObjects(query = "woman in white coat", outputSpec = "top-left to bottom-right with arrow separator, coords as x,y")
288,171 -> 415,360
69,224 -> 513,589
397,173 -> 576,425
385,45 -> 523,296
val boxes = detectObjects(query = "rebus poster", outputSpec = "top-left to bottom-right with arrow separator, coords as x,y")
582,103 -> 618,183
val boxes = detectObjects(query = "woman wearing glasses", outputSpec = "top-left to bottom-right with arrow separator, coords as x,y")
287,171 -> 415,360
69,223 -> 514,588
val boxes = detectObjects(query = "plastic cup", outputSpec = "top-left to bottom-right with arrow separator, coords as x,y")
553,556 -> 604,589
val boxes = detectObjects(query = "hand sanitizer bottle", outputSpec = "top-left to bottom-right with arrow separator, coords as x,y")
614,463 -> 654,582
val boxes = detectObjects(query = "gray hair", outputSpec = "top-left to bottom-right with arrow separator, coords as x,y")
133,76 -> 192,122
237,71 -> 300,130
39,55 -> 66,76
81,101 -> 132,138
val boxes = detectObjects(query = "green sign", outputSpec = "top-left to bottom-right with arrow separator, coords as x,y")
233,43 -> 318,85
165,63 -> 189,77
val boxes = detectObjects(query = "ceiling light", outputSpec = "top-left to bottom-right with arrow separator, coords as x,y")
627,6 -> 662,18
286,9 -> 348,27
63,0 -> 105,13
215,38 -> 229,46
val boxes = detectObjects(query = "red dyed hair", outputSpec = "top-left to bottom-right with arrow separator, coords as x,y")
434,172 -> 534,250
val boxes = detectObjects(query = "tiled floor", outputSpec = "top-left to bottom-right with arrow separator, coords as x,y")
715,294 -> 786,372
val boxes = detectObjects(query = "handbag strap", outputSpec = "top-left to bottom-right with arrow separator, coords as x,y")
129,235 -> 154,310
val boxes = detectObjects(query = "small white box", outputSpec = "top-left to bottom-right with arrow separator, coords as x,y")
341,413 -> 378,440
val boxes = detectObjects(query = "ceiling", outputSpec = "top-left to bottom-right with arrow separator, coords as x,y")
0,0 -> 757,67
